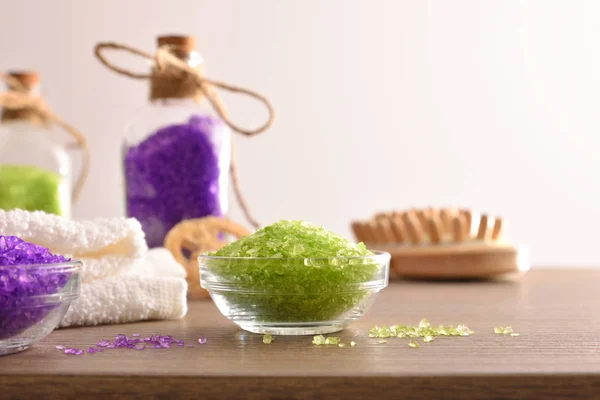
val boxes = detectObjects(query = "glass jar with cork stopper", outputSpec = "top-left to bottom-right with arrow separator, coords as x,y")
0,71 -> 74,216
95,34 -> 275,249
121,35 -> 232,248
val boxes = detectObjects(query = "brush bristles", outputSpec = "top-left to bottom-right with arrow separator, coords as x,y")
351,207 -> 507,246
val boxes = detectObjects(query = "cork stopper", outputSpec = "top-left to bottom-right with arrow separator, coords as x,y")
151,35 -> 202,101
7,71 -> 39,90
157,35 -> 196,53
1,70 -> 43,123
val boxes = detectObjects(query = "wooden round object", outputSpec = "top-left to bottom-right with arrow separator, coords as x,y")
383,243 -> 527,280
164,217 -> 250,299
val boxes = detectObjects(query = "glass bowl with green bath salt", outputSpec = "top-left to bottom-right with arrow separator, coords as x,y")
199,220 -> 391,335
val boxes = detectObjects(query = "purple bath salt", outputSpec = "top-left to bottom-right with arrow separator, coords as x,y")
57,333 -> 197,356
0,236 -> 71,339
124,115 -> 226,248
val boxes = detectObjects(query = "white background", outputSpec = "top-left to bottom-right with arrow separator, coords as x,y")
1,0 -> 598,267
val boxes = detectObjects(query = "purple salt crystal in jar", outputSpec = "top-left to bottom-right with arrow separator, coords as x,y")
0,236 -> 71,339
124,115 -> 226,248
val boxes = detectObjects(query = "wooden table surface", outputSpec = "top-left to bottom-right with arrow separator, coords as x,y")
1,269 -> 599,399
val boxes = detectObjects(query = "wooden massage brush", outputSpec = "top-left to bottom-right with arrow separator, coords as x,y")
351,208 -> 528,280
164,217 -> 250,299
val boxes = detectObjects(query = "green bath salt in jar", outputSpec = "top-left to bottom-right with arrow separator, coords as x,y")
200,220 -> 391,335
0,71 -> 89,217
0,165 -> 63,214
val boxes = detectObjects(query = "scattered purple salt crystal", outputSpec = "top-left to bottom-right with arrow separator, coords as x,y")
64,348 -> 84,356
61,333 -> 191,356
133,333 -> 139,337
198,337 -> 207,344
55,345 -> 65,350
124,115 -> 226,248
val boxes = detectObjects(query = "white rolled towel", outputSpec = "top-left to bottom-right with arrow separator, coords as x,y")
0,209 -> 147,283
0,209 -> 147,258
0,209 -> 188,327
60,249 -> 188,327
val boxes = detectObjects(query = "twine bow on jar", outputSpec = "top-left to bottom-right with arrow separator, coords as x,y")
0,73 -> 91,203
94,42 -> 276,229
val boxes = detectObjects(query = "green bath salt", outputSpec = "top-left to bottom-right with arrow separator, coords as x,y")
0,165 -> 64,215
207,220 -> 380,322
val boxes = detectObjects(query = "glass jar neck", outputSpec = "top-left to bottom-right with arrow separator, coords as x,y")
1,84 -> 43,123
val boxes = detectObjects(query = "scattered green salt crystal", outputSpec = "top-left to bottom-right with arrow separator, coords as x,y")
325,337 -> 341,345
369,319 -> 475,339
408,340 -> 419,348
338,343 -> 346,348
312,335 -> 327,345
208,220 -> 379,322
313,335 -> 342,345
456,324 -> 474,336
389,324 -> 404,336
423,335 -> 434,343
377,327 -> 391,338
263,334 -> 273,344
494,326 -> 518,336
419,318 -> 430,328
350,341 -> 357,347
378,340 -> 387,344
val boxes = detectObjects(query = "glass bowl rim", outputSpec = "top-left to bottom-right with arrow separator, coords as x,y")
198,250 -> 391,262
0,260 -> 82,271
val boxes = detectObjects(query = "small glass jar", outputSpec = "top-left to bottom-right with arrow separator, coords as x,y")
0,72 -> 72,217
122,36 -> 231,248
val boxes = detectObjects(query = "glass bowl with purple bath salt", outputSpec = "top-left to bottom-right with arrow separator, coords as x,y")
0,236 -> 81,356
